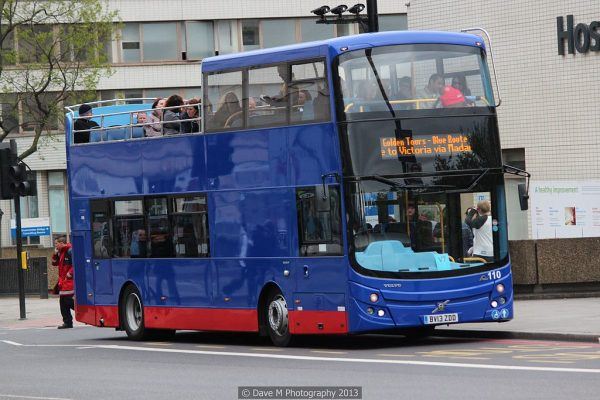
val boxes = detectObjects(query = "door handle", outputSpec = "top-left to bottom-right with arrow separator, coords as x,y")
303,265 -> 309,278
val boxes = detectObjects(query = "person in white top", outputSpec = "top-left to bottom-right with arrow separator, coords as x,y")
464,200 -> 494,262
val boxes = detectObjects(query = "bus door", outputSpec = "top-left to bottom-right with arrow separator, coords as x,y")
90,201 -> 113,299
294,185 -> 346,318
72,231 -> 94,309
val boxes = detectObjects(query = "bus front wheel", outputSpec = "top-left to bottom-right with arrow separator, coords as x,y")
266,292 -> 292,347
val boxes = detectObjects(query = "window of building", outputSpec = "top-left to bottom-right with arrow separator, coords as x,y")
262,19 -> 296,48
378,15 -> 408,31
121,23 -> 141,63
0,94 -> 19,133
204,70 -> 243,131
300,19 -> 334,42
242,20 -> 260,51
216,20 -> 239,55
17,24 -> 53,64
502,148 -> 528,240
186,21 -> 214,59
113,200 -> 145,257
142,23 -> 178,61
172,196 -> 209,257
296,186 -> 343,256
48,171 -> 68,242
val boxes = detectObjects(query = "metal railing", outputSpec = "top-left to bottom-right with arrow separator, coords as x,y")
66,98 -> 202,144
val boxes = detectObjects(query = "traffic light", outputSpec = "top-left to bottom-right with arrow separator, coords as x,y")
0,140 -> 18,199
9,163 -> 36,197
0,139 -> 35,199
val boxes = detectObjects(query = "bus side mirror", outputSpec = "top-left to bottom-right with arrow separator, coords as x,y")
315,185 -> 331,212
518,183 -> 529,211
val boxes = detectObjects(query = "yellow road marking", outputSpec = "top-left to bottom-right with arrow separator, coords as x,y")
195,345 -> 226,349
376,353 -> 415,357
251,348 -> 283,352
310,350 -> 347,355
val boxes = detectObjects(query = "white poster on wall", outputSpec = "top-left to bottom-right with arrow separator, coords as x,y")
530,181 -> 600,239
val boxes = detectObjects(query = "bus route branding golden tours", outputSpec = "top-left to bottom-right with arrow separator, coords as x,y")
380,134 -> 472,159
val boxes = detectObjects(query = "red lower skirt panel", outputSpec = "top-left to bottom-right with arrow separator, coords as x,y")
289,311 -> 348,334
145,307 -> 259,332
75,304 -> 96,326
76,305 -> 348,335
75,304 -> 119,327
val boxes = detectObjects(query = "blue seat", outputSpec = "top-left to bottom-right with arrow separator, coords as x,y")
131,127 -> 145,138
89,129 -> 106,143
106,127 -> 128,141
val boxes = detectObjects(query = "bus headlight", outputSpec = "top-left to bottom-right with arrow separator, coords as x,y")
369,293 -> 379,303
490,300 -> 498,308
377,309 -> 385,317
496,284 -> 505,294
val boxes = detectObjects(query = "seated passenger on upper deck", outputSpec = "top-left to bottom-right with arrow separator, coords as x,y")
180,98 -> 200,134
162,95 -> 184,135
211,92 -> 242,129
146,98 -> 166,137
417,73 -> 444,109
73,104 -> 99,144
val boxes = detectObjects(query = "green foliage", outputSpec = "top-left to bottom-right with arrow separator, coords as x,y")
0,0 -> 119,158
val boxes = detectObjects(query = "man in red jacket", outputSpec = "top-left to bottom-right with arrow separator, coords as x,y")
52,236 -> 75,329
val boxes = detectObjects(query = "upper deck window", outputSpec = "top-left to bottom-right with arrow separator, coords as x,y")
204,59 -> 331,132
337,44 -> 494,119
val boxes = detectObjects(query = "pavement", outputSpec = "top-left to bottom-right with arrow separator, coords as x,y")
1,296 -> 599,342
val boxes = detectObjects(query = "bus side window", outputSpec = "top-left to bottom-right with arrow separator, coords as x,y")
91,200 -> 112,259
296,186 -> 343,257
247,64 -> 290,128
290,60 -> 330,124
113,199 -> 145,258
204,70 -> 243,132
172,195 -> 210,257
146,197 -> 172,258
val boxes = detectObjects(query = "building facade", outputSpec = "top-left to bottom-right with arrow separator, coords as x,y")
0,0 -> 408,249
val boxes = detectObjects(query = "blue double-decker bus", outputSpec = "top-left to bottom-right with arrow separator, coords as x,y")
66,30 -> 514,346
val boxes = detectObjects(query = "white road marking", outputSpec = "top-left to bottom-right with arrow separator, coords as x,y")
1,340 -> 23,346
0,394 -> 73,400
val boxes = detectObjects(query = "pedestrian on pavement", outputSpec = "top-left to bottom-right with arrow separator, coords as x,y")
52,236 -> 75,329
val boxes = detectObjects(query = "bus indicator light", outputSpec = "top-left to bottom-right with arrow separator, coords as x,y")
496,284 -> 505,294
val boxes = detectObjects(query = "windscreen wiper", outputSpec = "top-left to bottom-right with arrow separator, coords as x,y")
349,175 -> 456,191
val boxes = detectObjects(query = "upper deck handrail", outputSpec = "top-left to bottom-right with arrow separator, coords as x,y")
64,98 -> 157,116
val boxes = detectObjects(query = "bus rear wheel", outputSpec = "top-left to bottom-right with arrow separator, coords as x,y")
121,286 -> 149,341
266,292 -> 292,347
121,286 -> 175,341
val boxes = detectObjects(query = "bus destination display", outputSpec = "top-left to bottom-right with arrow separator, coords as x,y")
380,133 -> 472,159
